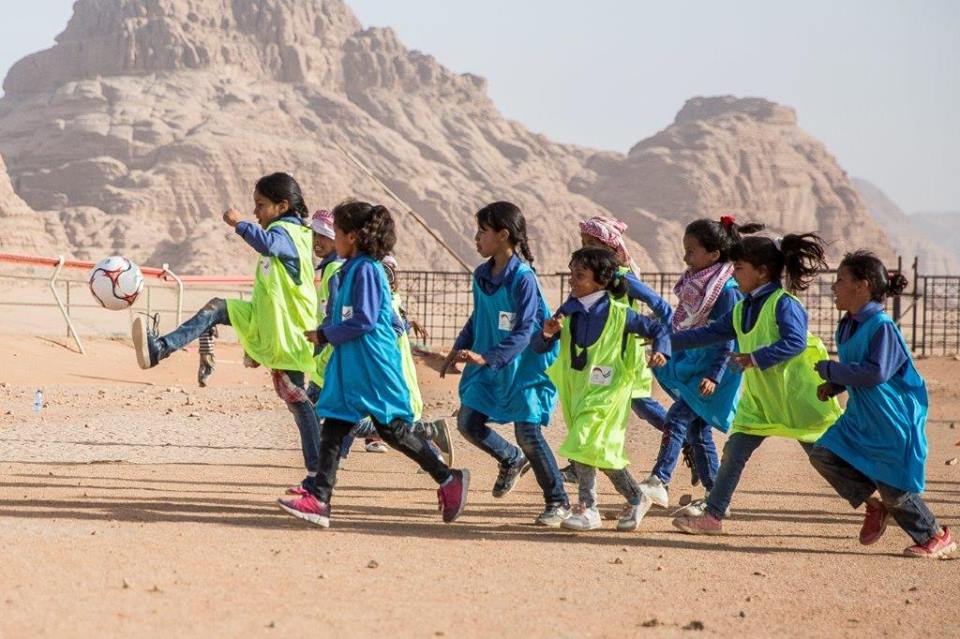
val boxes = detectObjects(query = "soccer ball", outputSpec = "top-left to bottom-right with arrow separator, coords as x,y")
88,256 -> 144,310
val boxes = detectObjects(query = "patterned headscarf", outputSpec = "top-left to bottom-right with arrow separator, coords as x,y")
310,209 -> 335,240
579,215 -> 640,276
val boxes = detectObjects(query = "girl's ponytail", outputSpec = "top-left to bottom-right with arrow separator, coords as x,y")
332,201 -> 397,260
779,232 -> 828,292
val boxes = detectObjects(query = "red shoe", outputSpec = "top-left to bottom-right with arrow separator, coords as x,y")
277,493 -> 330,528
904,527 -> 957,559
285,485 -> 309,497
672,512 -> 723,535
437,469 -> 470,523
859,500 -> 891,545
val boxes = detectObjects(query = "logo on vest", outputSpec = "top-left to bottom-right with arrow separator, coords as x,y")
589,365 -> 614,386
498,311 -> 516,331
341,306 -> 354,321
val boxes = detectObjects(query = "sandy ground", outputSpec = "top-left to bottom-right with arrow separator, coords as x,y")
1,334 -> 958,638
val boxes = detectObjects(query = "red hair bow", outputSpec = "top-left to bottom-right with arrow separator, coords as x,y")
720,215 -> 736,229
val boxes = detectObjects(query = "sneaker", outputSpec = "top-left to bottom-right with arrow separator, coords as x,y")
437,469 -> 470,523
561,504 -> 602,531
560,463 -> 578,485
639,475 -> 669,509
535,502 -> 572,527
131,316 -> 163,369
617,495 -> 653,532
859,499 -> 891,546
904,527 -> 957,559
682,443 -> 700,487
430,418 -> 455,467
285,484 -> 309,497
197,353 -> 215,387
492,454 -> 531,498
672,498 -> 730,519
277,493 -> 330,528
672,512 -> 724,535
364,439 -> 390,453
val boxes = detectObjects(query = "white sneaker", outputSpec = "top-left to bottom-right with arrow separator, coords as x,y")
617,495 -> 653,532
672,498 -> 731,518
639,475 -> 669,509
561,504 -> 602,531
364,440 -> 390,453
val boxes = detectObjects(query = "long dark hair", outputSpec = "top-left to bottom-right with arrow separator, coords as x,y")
332,200 -> 396,260
839,250 -> 908,302
476,201 -> 535,269
569,247 -> 628,297
729,233 -> 828,293
255,172 -> 308,219
685,216 -> 764,263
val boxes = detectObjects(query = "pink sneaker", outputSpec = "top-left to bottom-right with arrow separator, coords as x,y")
437,469 -> 470,523
285,485 -> 309,497
277,493 -> 330,528
859,499 -> 891,545
904,527 -> 957,559
672,512 -> 724,535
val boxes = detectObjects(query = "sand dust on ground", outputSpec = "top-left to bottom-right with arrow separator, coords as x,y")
1,335 -> 958,638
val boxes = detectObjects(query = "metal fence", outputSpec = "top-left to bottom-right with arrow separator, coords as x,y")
396,261 -> 960,357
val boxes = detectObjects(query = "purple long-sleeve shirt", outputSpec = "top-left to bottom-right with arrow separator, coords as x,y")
319,255 -> 404,345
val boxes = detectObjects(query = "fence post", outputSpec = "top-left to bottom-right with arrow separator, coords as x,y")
911,256 -> 919,354
49,256 -> 85,354
162,263 -> 183,325
892,255 -> 902,326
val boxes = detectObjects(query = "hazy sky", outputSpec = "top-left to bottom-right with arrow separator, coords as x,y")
0,0 -> 957,212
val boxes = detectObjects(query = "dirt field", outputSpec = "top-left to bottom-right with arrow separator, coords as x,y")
1,335 -> 958,638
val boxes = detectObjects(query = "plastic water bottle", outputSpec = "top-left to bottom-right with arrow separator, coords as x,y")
33,389 -> 43,414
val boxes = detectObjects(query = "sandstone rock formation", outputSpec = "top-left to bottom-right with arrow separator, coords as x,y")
853,178 -> 958,274
0,0 -> 895,275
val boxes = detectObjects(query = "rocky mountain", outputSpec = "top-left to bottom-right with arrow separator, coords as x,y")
853,178 -> 958,273
0,0 -> 893,275
909,210 -> 960,271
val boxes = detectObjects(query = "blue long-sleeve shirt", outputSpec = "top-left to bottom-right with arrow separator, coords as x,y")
686,284 -> 742,383
625,272 -> 673,324
319,255 -> 404,345
815,301 -> 908,389
316,252 -> 342,321
235,214 -> 303,284
671,282 -> 807,371
453,255 -> 540,370
530,295 -> 672,362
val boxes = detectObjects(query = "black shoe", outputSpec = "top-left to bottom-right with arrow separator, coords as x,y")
560,463 -> 578,485
682,443 -> 700,487
492,454 -> 531,498
132,315 -> 163,369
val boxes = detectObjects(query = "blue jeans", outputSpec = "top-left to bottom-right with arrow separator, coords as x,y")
706,433 -> 813,520
809,446 -> 940,545
651,399 -> 719,489
159,297 -> 230,354
457,405 -> 567,506
631,397 -> 667,431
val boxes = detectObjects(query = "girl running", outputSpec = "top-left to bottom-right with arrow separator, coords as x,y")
442,201 -> 569,526
810,251 -> 955,558
533,247 -> 670,532
642,216 -> 747,511
132,172 -> 324,497
669,231 -> 843,535
279,201 -> 468,527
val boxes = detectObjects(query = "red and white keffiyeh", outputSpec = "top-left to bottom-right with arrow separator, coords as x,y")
579,215 -> 640,275
672,262 -> 734,330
